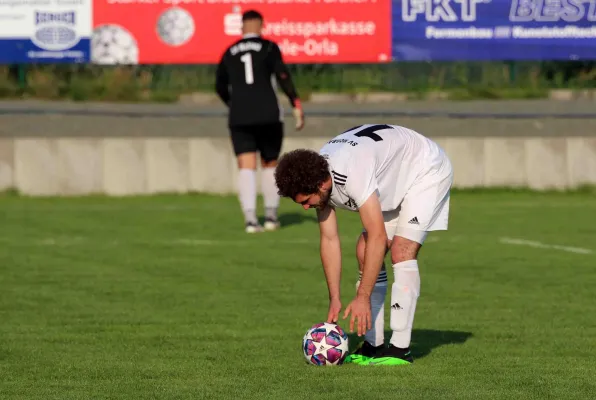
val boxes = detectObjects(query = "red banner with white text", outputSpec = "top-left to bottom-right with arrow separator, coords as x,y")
91,0 -> 391,64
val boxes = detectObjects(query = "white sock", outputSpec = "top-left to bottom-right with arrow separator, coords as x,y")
356,264 -> 387,347
389,260 -> 420,349
261,167 -> 279,220
238,169 -> 257,224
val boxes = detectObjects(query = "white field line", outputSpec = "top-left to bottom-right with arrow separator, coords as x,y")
3,201 -> 594,213
499,237 -> 593,255
32,237 -> 320,247
37,237 -> 86,246
171,238 -> 315,246
466,202 -> 596,208
27,235 -> 595,257
2,205 -> 201,212
32,236 -> 442,247
171,236 -> 441,246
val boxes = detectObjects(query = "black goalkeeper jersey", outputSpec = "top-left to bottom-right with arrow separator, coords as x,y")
215,34 -> 300,127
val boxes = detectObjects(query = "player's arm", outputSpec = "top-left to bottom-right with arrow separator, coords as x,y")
267,42 -> 304,130
214,52 -> 231,106
317,205 -> 342,308
355,193 -> 386,299
345,158 -> 385,299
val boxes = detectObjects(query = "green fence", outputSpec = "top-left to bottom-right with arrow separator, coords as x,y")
1,61 -> 595,102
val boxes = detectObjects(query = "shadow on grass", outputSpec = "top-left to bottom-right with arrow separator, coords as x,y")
348,329 -> 473,361
274,212 -> 318,227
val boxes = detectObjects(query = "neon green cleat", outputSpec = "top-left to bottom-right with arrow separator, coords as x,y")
344,341 -> 384,365
360,345 -> 414,366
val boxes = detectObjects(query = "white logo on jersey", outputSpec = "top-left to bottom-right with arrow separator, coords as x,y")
230,41 -> 263,55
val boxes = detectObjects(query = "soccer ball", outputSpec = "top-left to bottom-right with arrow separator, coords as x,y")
91,24 -> 139,65
156,7 -> 195,47
302,322 -> 349,366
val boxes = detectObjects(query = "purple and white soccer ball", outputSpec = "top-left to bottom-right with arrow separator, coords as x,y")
302,322 -> 349,366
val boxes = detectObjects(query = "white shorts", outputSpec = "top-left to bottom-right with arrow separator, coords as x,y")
365,155 -> 453,245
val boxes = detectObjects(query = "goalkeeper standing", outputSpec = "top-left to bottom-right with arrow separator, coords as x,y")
215,9 -> 305,233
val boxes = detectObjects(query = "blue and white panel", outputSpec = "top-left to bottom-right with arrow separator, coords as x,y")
392,0 -> 596,61
0,0 -> 91,63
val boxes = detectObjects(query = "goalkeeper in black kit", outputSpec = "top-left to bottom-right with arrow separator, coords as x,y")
215,9 -> 305,233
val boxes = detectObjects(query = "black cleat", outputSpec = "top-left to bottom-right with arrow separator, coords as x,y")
363,344 -> 414,366
345,341 -> 384,365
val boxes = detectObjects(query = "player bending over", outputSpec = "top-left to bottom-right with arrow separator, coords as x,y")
274,124 -> 453,366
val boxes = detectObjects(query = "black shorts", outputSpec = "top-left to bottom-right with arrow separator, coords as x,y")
229,122 -> 284,162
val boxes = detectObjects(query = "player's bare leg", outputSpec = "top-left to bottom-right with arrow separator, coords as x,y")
345,232 -> 389,364
261,158 -> 280,231
364,233 -> 422,365
237,152 -> 262,233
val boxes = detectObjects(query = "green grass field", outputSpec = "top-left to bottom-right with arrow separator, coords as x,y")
1,190 -> 595,399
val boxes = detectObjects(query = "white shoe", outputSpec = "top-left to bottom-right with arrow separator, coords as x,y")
263,218 -> 280,231
245,222 -> 263,233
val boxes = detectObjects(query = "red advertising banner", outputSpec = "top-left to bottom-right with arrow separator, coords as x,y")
91,0 -> 391,64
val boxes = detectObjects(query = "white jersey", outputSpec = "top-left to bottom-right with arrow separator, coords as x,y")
319,124 -> 448,213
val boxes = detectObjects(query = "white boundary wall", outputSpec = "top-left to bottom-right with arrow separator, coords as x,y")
0,136 -> 595,196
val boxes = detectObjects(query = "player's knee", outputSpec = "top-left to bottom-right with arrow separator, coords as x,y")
357,232 -> 392,270
261,159 -> 277,168
390,236 -> 422,264
237,152 -> 257,169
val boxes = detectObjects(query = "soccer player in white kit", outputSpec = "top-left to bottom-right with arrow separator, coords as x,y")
274,124 -> 453,365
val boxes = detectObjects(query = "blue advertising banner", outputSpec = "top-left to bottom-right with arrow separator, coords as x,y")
0,0 -> 91,63
392,0 -> 596,61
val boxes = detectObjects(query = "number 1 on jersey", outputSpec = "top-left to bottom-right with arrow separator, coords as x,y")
240,53 -> 254,85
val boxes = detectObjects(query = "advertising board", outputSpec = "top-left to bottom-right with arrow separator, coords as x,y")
392,0 -> 596,60
0,0 -> 91,63
92,0 -> 392,64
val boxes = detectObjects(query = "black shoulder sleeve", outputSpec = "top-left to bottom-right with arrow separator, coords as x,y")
215,51 -> 230,106
267,41 -> 301,108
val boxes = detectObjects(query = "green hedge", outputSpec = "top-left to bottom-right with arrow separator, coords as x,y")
1,61 -> 594,102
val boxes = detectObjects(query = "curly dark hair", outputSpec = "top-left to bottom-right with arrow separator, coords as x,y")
275,149 -> 330,200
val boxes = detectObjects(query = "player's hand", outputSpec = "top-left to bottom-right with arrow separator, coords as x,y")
343,294 -> 372,336
293,104 -> 304,131
326,297 -> 342,323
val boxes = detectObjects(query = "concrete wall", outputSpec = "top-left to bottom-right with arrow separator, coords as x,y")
1,99 -> 595,196
1,136 -> 595,196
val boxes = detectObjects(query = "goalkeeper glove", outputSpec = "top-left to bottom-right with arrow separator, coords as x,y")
293,99 -> 305,130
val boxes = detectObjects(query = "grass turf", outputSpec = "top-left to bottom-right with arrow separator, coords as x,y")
0,190 -> 595,399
